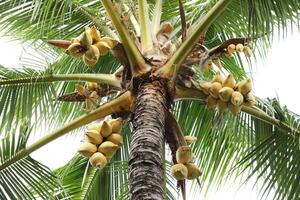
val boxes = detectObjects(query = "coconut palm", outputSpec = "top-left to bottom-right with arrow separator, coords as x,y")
0,0 -> 300,199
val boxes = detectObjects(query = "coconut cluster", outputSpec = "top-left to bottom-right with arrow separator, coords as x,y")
78,118 -> 124,169
204,43 -> 252,71
200,72 -> 256,115
226,43 -> 252,58
66,26 -> 118,68
170,136 -> 202,181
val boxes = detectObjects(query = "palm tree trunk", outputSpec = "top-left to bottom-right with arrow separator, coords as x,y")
129,80 -> 167,200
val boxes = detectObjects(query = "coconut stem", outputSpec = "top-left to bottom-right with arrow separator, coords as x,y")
0,91 -> 133,171
100,0 -> 149,75
0,73 -> 122,88
159,0 -> 233,78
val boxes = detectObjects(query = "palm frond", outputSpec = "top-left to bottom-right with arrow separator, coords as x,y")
173,96 -> 300,199
0,123 -> 64,199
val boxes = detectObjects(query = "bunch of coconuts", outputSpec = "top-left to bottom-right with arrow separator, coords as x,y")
200,72 -> 256,115
204,43 -> 252,71
226,43 -> 252,58
66,26 -> 118,68
170,136 -> 202,181
75,82 -> 100,111
78,118 -> 124,169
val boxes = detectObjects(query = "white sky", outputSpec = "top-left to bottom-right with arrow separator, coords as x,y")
0,32 -> 300,199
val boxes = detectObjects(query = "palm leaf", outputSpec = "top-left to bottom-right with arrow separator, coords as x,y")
0,123 -> 64,199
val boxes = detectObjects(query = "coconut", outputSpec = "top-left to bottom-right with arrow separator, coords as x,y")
65,43 -> 84,58
219,87 -> 234,102
98,141 -> 119,158
83,45 -> 100,68
99,37 -> 118,48
85,129 -> 103,145
78,142 -> 97,157
87,122 -> 102,132
227,44 -> 236,54
89,91 -> 99,102
236,43 -> 244,52
217,99 -> 228,113
222,74 -> 236,88
231,91 -> 244,106
176,146 -> 193,164
244,93 -> 256,107
209,82 -> 222,98
109,118 -> 123,133
237,78 -> 252,95
199,82 -> 212,95
107,134 -> 123,147
94,41 -> 111,56
89,152 -> 107,169
75,84 -> 86,95
87,26 -> 101,44
170,164 -> 188,180
228,103 -> 241,116
243,46 -> 252,57
185,163 -> 202,180
207,95 -> 218,109
87,82 -> 98,90
184,136 -> 197,145
212,71 -> 224,84
100,121 -> 112,137
213,58 -> 222,69
77,30 -> 92,49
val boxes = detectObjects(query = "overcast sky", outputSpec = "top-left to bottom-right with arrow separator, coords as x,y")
0,31 -> 299,199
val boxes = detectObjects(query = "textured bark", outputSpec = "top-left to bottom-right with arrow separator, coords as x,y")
129,80 -> 167,200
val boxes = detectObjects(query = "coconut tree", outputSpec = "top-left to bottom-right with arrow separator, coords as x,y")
0,0 -> 300,199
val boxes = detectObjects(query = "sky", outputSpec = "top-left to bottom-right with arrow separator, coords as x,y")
0,31 -> 300,199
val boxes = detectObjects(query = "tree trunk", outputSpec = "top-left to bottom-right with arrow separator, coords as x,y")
129,80 -> 167,200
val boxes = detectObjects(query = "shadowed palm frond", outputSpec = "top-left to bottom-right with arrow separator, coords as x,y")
0,123 -> 65,199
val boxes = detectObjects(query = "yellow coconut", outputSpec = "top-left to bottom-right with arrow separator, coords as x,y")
87,26 -> 101,44
236,43 -> 244,52
184,136 -> 197,145
218,87 -> 234,102
231,91 -> 244,106
77,30 -> 92,49
83,45 -> 100,68
227,44 -> 236,54
109,118 -> 123,133
199,82 -> 212,95
212,71 -> 224,84
244,93 -> 256,107
99,37 -> 119,49
78,142 -> 97,157
98,141 -> 119,158
170,164 -> 188,180
237,78 -> 252,95
87,122 -> 102,133
176,146 -> 193,164
209,82 -> 222,98
87,82 -> 98,90
107,134 -> 124,147
217,99 -> 228,113
207,95 -> 218,109
213,58 -> 222,69
89,152 -> 107,169
100,121 -> 112,137
94,41 -> 111,56
65,43 -> 84,58
185,163 -> 202,180
228,103 -> 241,116
222,74 -> 236,88
89,91 -> 99,102
85,129 -> 103,145
75,84 -> 86,95
243,46 -> 252,58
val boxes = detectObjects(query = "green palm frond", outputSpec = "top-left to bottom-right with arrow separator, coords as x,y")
173,97 -> 300,199
0,123 -> 64,199
0,0 -> 115,41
